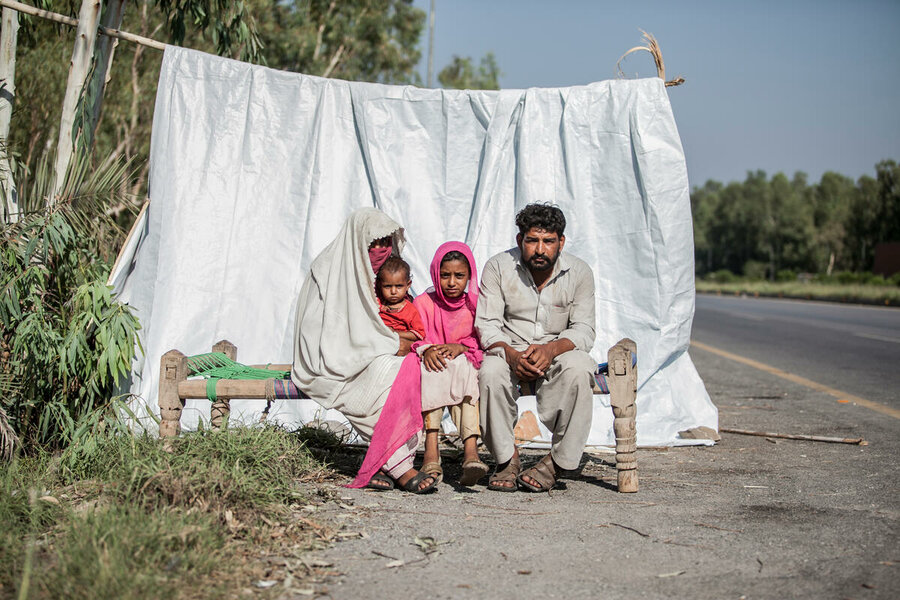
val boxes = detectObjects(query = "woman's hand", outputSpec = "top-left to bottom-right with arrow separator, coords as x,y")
397,337 -> 413,356
422,345 -> 447,371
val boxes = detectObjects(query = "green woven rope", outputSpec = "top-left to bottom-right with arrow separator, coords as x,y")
186,352 -> 290,401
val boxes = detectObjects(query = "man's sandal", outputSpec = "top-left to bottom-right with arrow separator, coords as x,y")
366,472 -> 395,491
487,454 -> 520,492
400,471 -> 438,494
516,454 -> 557,492
459,459 -> 490,486
421,461 -> 443,485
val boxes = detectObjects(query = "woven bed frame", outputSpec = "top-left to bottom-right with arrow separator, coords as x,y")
158,338 -> 639,492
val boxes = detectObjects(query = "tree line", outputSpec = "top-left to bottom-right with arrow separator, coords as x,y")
5,0 -> 497,219
691,160 -> 900,279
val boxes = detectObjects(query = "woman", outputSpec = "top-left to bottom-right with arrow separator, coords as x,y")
291,207 -> 436,493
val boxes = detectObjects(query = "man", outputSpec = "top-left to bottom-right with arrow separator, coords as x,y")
475,203 -> 596,492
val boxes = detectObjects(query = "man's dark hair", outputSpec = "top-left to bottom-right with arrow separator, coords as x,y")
515,203 -> 566,237
377,256 -> 411,282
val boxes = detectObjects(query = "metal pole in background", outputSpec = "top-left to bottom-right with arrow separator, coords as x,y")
426,0 -> 435,87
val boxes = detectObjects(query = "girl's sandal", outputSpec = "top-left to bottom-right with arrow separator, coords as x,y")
516,454 -> 557,492
400,471 -> 438,494
487,453 -> 520,492
421,461 -> 443,485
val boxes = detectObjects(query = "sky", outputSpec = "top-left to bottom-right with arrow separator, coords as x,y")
411,0 -> 900,188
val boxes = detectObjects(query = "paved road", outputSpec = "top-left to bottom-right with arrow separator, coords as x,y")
276,295 -> 900,600
692,294 -> 900,407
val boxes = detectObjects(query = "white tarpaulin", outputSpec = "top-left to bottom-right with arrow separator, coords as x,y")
112,46 -> 717,447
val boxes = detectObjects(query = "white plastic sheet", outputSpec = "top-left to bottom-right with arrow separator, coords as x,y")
112,46 -> 717,446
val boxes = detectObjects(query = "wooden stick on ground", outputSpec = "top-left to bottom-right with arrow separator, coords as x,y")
720,427 -> 866,445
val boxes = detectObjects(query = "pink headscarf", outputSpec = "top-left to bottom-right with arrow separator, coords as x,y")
413,241 -> 483,368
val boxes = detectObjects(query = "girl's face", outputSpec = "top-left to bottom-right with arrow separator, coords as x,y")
439,258 -> 470,299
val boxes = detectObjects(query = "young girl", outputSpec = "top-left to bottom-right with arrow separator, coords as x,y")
413,242 -> 489,486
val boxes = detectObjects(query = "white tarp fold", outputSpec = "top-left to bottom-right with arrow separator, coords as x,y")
113,46 -> 717,446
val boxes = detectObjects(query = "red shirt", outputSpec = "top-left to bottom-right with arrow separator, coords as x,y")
379,300 -> 426,340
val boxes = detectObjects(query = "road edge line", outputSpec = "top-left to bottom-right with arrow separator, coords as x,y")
690,340 -> 900,420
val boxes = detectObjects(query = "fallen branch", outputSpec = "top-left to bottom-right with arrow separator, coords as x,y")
720,427 -> 866,445
606,522 -> 650,538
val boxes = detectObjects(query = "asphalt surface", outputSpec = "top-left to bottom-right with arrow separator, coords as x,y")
276,296 -> 899,600
693,294 -> 900,407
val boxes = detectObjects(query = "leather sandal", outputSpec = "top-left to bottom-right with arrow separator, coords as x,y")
517,454 -> 557,492
487,453 -> 520,492
421,461 -> 443,485
459,459 -> 490,486
366,471 -> 395,491
400,471 -> 438,494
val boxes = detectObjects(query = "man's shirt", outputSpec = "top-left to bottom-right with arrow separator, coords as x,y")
475,247 -> 596,352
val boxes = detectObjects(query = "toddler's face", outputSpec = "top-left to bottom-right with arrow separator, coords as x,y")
378,270 -> 411,305
439,258 -> 470,299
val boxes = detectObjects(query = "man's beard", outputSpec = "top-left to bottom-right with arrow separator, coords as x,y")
526,252 -> 558,272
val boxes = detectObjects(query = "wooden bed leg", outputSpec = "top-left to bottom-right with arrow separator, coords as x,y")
210,340 -> 236,429
608,338 -> 638,493
159,350 -> 187,439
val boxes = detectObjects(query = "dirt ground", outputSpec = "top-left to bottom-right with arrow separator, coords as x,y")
261,347 -> 899,600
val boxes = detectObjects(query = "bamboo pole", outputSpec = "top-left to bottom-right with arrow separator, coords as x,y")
0,0 -> 165,51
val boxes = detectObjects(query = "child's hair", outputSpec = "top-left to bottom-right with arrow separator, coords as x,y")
440,250 -> 471,274
377,256 -> 411,282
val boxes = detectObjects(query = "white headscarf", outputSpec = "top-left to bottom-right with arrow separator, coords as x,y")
291,208 -> 405,408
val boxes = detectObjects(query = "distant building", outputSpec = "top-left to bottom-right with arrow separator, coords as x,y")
873,242 -> 900,276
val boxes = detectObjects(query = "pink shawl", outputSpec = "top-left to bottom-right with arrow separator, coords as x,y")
347,351 -> 422,488
346,238 -> 423,488
413,242 -> 483,368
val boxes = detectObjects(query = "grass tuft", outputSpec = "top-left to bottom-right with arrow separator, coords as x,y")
60,425 -> 321,516
40,506 -> 226,600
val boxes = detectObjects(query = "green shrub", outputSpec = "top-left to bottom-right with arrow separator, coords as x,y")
863,273 -> 887,286
742,260 -> 768,281
889,272 -> 900,287
706,269 -> 737,283
775,269 -> 796,282
835,270 -> 862,285
0,153 -> 142,452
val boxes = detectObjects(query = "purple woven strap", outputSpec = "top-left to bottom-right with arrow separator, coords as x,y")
272,378 -> 309,400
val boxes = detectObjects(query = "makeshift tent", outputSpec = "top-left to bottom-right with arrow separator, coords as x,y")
111,46 -> 717,447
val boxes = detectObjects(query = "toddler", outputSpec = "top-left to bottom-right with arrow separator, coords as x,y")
376,256 -> 426,342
